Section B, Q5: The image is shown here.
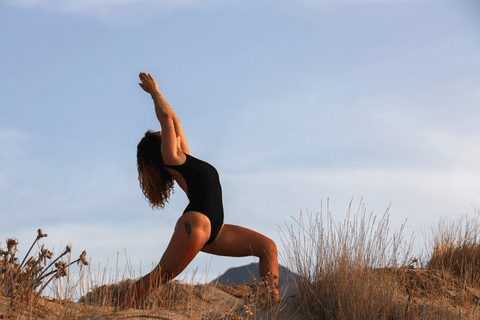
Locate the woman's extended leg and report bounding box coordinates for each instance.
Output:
[201,224,279,299]
[121,212,211,309]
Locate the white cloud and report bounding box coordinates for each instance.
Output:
[218,68,480,174]
[0,128,32,160]
[4,0,273,23]
[298,0,418,6]
[221,164,480,262]
[5,0,423,18]
[424,130,480,170]
[6,0,245,14]
[368,95,480,172]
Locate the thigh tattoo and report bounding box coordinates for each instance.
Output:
[184,222,192,237]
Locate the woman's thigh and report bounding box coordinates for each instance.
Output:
[158,211,211,277]
[201,224,275,258]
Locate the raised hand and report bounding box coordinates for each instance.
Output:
[138,72,160,95]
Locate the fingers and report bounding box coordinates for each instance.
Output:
[138,72,154,80]
[139,72,155,87]
[139,72,149,82]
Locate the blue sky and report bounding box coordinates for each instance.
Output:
[1,0,480,290]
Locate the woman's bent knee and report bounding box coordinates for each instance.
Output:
[259,237,277,260]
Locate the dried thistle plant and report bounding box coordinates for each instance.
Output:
[242,271,279,319]
[0,229,88,307]
[219,312,245,320]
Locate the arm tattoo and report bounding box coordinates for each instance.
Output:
[184,222,192,238]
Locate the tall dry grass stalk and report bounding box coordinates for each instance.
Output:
[425,213,480,285]
[280,199,413,320]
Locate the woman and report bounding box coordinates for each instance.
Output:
[121,72,279,309]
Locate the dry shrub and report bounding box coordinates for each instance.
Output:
[241,272,280,319]
[211,271,283,320]
[280,200,480,320]
[425,214,480,285]
[0,230,88,308]
[281,200,412,320]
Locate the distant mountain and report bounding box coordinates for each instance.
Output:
[209,263,299,297]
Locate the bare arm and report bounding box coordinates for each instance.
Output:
[151,92,190,155]
[171,112,190,155]
[139,72,190,161]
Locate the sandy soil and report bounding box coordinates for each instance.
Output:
[0,281,306,320]
[2,268,480,319]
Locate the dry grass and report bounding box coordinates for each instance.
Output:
[0,231,285,319]
[425,214,480,285]
[2,200,480,319]
[280,200,411,320]
[0,229,89,318]
[280,199,479,320]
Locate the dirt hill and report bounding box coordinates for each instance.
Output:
[1,266,480,319]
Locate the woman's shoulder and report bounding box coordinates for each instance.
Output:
[164,152,188,167]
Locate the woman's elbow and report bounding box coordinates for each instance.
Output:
[157,111,174,125]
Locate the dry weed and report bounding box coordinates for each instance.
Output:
[425,214,480,285]
[5,201,480,320]
[0,229,88,314]
[280,200,412,320]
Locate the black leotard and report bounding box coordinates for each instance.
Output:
[165,154,224,245]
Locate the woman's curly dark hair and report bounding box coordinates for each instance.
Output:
[137,130,174,209]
